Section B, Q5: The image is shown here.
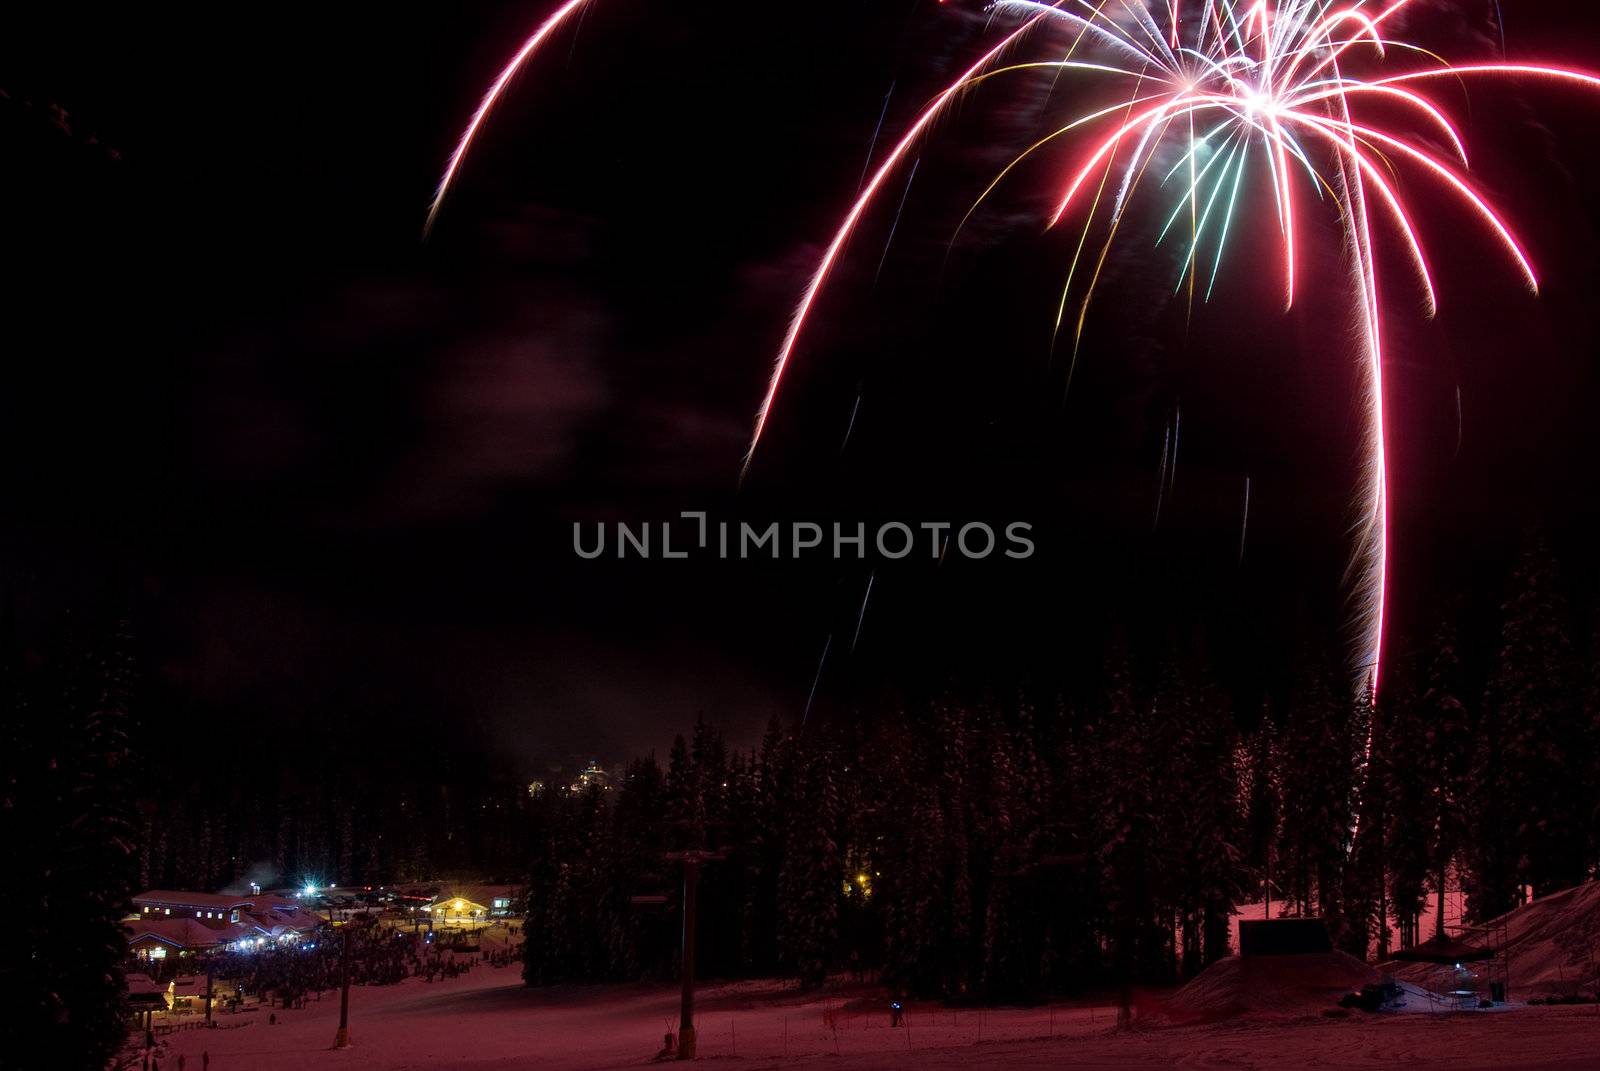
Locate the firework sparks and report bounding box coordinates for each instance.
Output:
[429,0,1600,698]
[841,390,864,454]
[425,0,593,237]
[1239,474,1252,565]
[859,81,899,194]
[874,157,923,285]
[802,634,833,726]
[852,572,877,654]
[740,0,1598,695]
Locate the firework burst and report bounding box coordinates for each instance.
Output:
[427,0,1600,699]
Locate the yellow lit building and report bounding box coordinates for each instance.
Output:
[426,884,520,924]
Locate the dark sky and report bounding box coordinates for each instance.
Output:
[3,1,1600,770]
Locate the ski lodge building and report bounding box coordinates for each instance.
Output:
[125,889,324,959]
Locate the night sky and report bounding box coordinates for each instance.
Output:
[4,1,1600,772]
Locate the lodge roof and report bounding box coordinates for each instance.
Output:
[432,884,518,911]
[125,918,246,949]
[134,890,259,910]
[125,896,324,951]
[125,972,164,998]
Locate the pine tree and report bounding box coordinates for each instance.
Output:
[1242,712,1283,916]
[933,701,975,993]
[1341,682,1381,960]
[664,733,698,851]
[777,740,840,988]
[1278,644,1355,928]
[1471,532,1581,916]
[1088,650,1168,1001]
[602,757,668,979]
[689,716,725,837]
[1382,659,1432,949]
[871,708,922,991]
[4,617,138,1068]
[889,775,948,994]
[1419,613,1474,938]
[1162,648,1244,972]
[975,703,1023,996]
[744,719,792,975]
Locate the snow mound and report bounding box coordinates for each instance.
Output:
[1162,952,1376,1022]
[1390,880,1600,1001]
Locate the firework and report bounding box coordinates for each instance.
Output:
[744,0,1598,696]
[428,1,1600,696]
[425,0,594,237]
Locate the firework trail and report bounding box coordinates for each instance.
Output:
[425,0,594,236]
[841,391,864,454]
[1168,403,1180,498]
[860,82,899,193]
[1154,422,1171,528]
[852,572,877,653]
[1454,383,1464,459]
[875,157,923,285]
[802,634,833,725]
[1239,475,1252,564]
[428,0,1600,701]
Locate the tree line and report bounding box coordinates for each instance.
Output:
[6,530,1599,1067]
[520,532,1600,996]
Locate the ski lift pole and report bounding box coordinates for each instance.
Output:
[679,855,700,1059]
[666,848,729,1060]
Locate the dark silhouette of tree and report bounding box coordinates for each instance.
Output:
[1470,532,1581,918]
[777,738,840,988]
[4,615,137,1069]
[1382,656,1431,949]
[1278,645,1354,923]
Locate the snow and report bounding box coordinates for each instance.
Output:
[144,887,1600,1069]
[150,959,1600,1070]
[1162,951,1375,1021]
[148,964,1114,1070]
[1388,881,1600,1001]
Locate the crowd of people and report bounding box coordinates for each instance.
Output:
[121,923,526,1068]
[128,922,525,1013]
